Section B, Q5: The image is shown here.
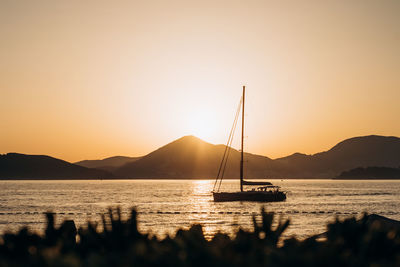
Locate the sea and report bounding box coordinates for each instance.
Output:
[1,179,399,240]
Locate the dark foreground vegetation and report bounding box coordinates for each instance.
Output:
[1,208,399,267]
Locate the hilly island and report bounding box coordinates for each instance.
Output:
[1,135,400,180]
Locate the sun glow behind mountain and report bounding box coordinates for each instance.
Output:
[187,109,221,143]
[1,0,399,162]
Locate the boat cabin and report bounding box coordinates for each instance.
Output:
[255,185,281,192]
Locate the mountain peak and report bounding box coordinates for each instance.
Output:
[114,134,272,179]
[160,135,212,150]
[173,135,205,143]
[330,135,400,152]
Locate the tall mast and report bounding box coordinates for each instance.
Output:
[240,86,245,192]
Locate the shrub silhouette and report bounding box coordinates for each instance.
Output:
[0,208,399,266]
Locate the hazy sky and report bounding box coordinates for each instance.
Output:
[1,0,399,162]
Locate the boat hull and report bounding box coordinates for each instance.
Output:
[213,191,286,202]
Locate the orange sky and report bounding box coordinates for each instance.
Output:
[1,0,399,162]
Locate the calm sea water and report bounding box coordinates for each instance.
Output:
[1,179,399,239]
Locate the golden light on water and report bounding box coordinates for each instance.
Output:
[189,180,213,211]
[188,180,226,238]
[192,180,212,195]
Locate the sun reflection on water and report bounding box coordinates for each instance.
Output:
[188,180,213,212]
[191,180,213,195]
[187,180,240,238]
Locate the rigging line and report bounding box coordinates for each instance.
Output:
[217,105,240,192]
[213,97,242,192]
[216,97,242,192]
[217,97,241,184]
[213,96,241,184]
[218,104,239,188]
[213,98,241,191]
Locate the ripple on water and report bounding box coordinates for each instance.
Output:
[0,179,399,238]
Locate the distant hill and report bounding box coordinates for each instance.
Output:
[114,135,275,179]
[75,156,141,171]
[0,153,112,179]
[336,166,400,179]
[273,135,400,178]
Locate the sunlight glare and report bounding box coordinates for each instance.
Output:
[187,109,219,142]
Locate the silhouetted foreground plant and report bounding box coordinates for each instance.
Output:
[0,207,399,266]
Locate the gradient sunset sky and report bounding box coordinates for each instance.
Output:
[1,0,399,162]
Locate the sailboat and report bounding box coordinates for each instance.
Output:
[212,86,287,202]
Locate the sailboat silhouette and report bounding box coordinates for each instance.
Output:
[212,86,287,202]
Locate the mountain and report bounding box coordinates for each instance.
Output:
[2,135,399,179]
[114,135,400,179]
[75,156,141,171]
[336,167,400,179]
[0,153,112,179]
[114,135,275,179]
[274,135,400,178]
